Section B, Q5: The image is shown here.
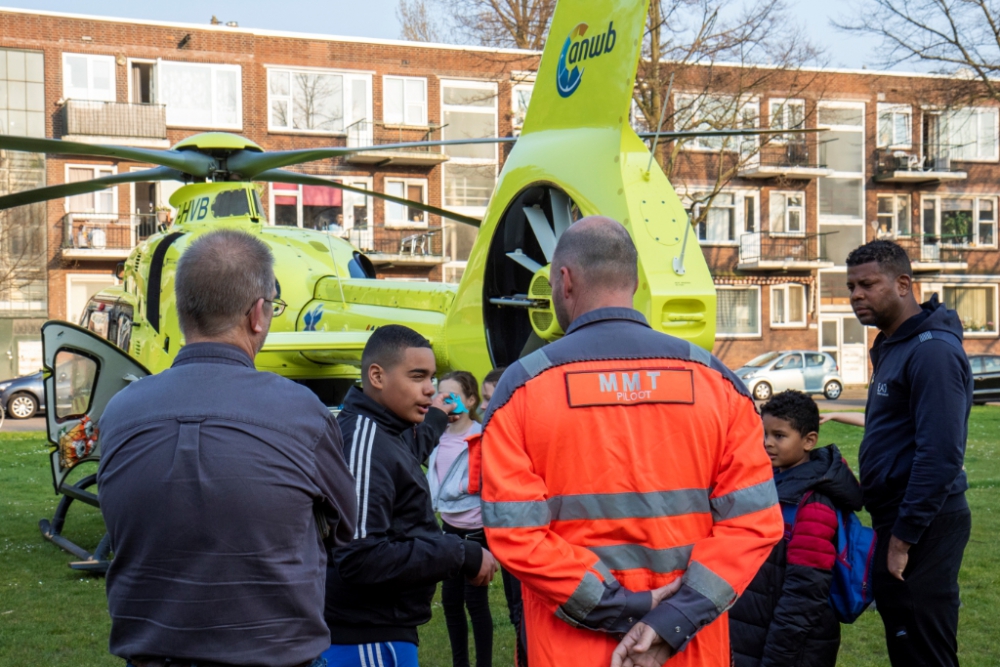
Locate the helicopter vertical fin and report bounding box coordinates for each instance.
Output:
[520,0,650,137]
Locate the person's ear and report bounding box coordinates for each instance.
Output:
[368,363,386,391]
[896,273,913,298]
[560,266,573,299]
[803,431,819,452]
[249,297,267,334]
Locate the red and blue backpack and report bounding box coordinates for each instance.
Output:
[781,491,877,623]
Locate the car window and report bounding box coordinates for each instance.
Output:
[970,357,983,373]
[745,351,781,367]
[986,356,1000,373]
[774,354,803,370]
[806,353,826,367]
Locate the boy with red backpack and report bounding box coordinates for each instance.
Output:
[729,390,865,667]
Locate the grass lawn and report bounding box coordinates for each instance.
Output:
[1,411,998,666]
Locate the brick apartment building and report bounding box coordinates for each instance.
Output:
[0,7,998,383]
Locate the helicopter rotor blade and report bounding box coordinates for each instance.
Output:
[229,137,518,178]
[253,169,481,227]
[637,127,826,140]
[0,134,216,177]
[549,189,572,239]
[506,249,543,274]
[523,206,557,263]
[0,166,185,210]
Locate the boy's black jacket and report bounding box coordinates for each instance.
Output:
[324,387,482,645]
[730,445,863,667]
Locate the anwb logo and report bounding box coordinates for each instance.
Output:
[877,383,889,397]
[556,21,617,98]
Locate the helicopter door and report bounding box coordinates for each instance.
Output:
[41,321,150,495]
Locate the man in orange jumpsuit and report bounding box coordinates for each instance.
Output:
[480,217,782,667]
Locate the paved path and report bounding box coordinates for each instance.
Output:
[2,416,46,432]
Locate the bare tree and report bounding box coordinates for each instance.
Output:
[397,0,441,43]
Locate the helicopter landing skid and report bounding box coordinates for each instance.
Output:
[38,473,112,574]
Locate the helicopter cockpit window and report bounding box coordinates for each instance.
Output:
[210,190,252,218]
[54,350,99,420]
[348,251,376,279]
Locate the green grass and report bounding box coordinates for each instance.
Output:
[1,412,998,667]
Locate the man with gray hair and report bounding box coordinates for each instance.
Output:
[97,229,357,667]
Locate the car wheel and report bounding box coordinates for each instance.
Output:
[7,392,37,419]
[753,382,772,401]
[824,381,843,401]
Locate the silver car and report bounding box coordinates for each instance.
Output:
[735,351,844,401]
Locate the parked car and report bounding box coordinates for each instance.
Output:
[734,351,844,401]
[0,371,45,419]
[970,354,1000,405]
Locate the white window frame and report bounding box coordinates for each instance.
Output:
[771,283,807,328]
[926,107,1000,163]
[511,81,534,134]
[441,79,498,217]
[156,60,242,130]
[769,191,806,236]
[877,104,913,149]
[687,189,758,246]
[675,93,759,152]
[921,194,998,248]
[62,53,115,102]
[383,75,428,127]
[268,178,372,230]
[876,193,912,238]
[64,163,117,217]
[716,285,762,338]
[266,66,372,135]
[769,98,805,143]
[66,273,118,325]
[384,178,429,228]
[125,57,157,104]
[924,282,999,336]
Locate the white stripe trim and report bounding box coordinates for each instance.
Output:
[358,644,368,667]
[366,643,377,667]
[359,421,377,538]
[375,644,386,667]
[387,643,398,667]
[351,417,370,539]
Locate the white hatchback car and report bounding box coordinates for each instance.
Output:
[734,350,844,401]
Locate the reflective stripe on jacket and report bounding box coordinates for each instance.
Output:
[480,307,783,667]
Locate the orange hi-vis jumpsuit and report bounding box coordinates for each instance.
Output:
[479,308,782,667]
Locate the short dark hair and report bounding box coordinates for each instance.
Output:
[551,217,638,290]
[845,240,912,278]
[760,390,820,436]
[483,366,507,386]
[361,325,432,384]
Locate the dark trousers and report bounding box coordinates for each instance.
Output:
[500,566,528,667]
[873,507,971,667]
[441,521,493,667]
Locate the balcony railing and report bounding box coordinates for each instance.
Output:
[738,231,829,267]
[339,226,445,264]
[874,146,967,182]
[60,100,167,140]
[887,233,969,267]
[62,213,160,259]
[739,141,830,179]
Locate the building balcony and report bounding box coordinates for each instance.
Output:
[343,120,450,167]
[888,234,969,272]
[59,100,168,148]
[340,226,447,266]
[738,142,832,179]
[62,213,161,261]
[737,232,834,271]
[873,146,967,184]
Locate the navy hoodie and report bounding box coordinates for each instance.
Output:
[859,294,972,544]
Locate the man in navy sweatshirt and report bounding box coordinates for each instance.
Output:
[845,240,972,667]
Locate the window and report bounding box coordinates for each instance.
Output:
[269,180,371,232]
[442,80,497,211]
[922,196,997,246]
[774,354,803,370]
[928,108,999,162]
[2,49,45,137]
[769,98,804,141]
[818,101,865,266]
[269,68,370,134]
[691,191,757,244]
[384,76,427,126]
[877,194,911,237]
[771,284,806,327]
[512,82,533,132]
[676,94,759,151]
[385,179,428,227]
[769,192,805,234]
[158,61,241,129]
[66,165,115,215]
[877,104,912,148]
[941,285,997,334]
[63,53,115,102]
[716,286,760,337]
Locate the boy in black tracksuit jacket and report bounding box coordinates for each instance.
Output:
[730,391,863,667]
[324,326,494,664]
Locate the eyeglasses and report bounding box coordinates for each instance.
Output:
[245,297,288,317]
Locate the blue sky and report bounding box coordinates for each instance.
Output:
[11,0,882,70]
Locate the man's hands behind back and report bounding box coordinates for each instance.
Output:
[611,577,683,667]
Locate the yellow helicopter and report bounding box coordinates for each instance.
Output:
[0,0,811,569]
